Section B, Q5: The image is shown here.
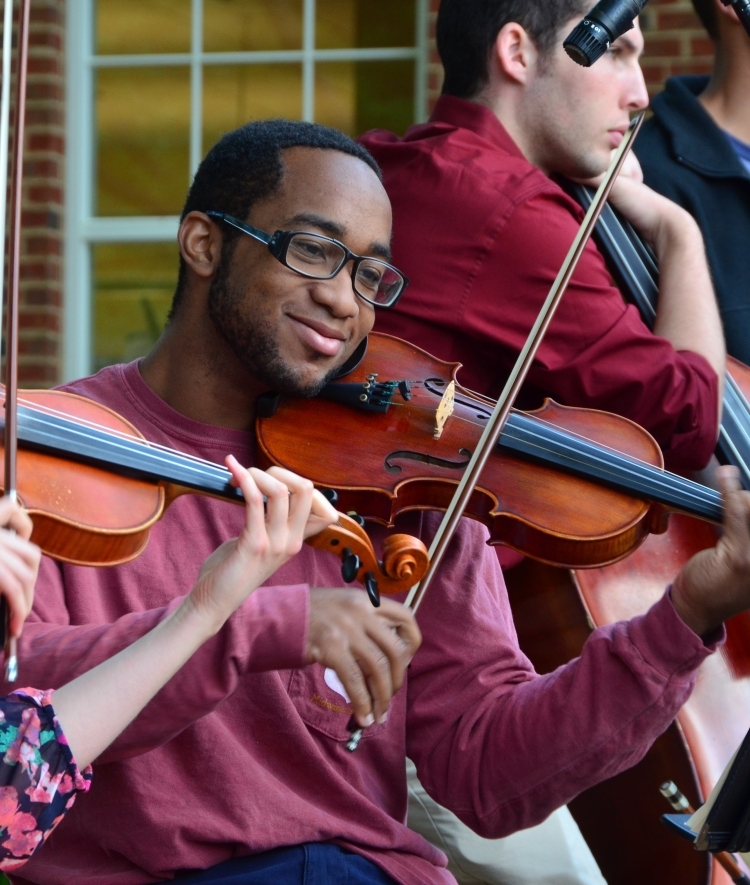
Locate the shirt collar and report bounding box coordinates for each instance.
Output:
[429,94,526,160]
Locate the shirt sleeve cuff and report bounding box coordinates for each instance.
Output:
[235,583,310,673]
[626,587,724,681]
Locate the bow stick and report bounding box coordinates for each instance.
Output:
[405,112,645,614]
[1,0,32,682]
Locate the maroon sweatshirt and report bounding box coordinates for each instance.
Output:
[12,361,716,885]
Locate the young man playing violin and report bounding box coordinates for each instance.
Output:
[8,119,750,885]
[360,0,726,881]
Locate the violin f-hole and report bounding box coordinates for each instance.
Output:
[384,448,472,475]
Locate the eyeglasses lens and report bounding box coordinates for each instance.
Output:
[286,232,403,306]
[354,260,403,305]
[287,234,345,276]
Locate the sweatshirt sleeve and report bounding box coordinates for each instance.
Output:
[406,517,718,838]
[4,557,309,764]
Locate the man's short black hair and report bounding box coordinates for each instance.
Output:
[691,0,719,39]
[170,118,381,317]
[437,0,589,99]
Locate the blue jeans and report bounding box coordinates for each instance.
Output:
[174,843,398,884]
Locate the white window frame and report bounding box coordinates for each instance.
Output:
[64,0,429,381]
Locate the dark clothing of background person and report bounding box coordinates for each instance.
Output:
[636,75,750,365]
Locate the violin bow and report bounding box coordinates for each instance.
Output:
[1,0,32,682]
[405,112,645,614]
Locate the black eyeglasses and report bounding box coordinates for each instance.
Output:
[206,211,408,308]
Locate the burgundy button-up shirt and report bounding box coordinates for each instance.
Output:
[362,95,719,473]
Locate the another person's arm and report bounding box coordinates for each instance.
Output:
[51,457,335,768]
[0,459,336,870]
[606,167,726,415]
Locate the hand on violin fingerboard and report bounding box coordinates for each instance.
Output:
[672,466,750,637]
[183,458,337,636]
[306,589,422,727]
[0,497,40,638]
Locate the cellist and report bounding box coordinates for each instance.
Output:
[359,0,725,880]
[10,117,750,885]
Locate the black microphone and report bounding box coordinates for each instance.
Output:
[563,0,649,67]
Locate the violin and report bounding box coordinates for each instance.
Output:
[256,331,723,569]
[0,386,429,599]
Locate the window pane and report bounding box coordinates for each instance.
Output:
[204,0,303,52]
[96,67,190,216]
[95,0,191,55]
[93,243,178,371]
[316,60,415,137]
[203,64,303,153]
[316,0,416,50]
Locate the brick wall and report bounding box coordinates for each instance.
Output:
[3,0,64,387]
[641,0,714,93]
[425,0,715,109]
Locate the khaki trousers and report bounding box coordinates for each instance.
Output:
[406,759,607,885]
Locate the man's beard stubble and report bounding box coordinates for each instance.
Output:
[207,258,338,399]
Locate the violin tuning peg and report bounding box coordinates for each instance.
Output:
[341,547,361,583]
[320,487,338,505]
[347,512,366,528]
[365,572,381,608]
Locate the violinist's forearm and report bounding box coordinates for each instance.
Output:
[52,601,214,769]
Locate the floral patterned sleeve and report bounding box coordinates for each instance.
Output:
[0,688,92,872]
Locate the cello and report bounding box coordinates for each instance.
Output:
[524,180,750,885]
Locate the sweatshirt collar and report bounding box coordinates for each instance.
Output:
[428,94,526,160]
[651,75,748,179]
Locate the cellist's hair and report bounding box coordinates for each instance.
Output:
[690,0,719,39]
[169,119,381,318]
[437,0,589,99]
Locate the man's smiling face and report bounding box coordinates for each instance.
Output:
[207,146,392,397]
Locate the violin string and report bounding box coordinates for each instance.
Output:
[13,396,235,474]
[7,388,722,515]
[438,408,722,513]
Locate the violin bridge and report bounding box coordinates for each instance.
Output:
[434,381,455,440]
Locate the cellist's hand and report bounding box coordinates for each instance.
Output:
[183,457,337,636]
[672,466,750,636]
[0,496,40,638]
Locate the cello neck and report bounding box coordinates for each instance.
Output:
[563,180,750,491]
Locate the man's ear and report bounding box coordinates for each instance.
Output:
[715,0,740,26]
[178,211,223,280]
[491,22,539,86]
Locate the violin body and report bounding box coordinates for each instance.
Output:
[1,388,164,565]
[257,333,671,569]
[0,387,428,595]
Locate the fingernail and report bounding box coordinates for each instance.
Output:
[363,714,375,727]
[378,711,389,725]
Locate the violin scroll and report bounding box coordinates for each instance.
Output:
[381,533,430,585]
[306,512,429,605]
